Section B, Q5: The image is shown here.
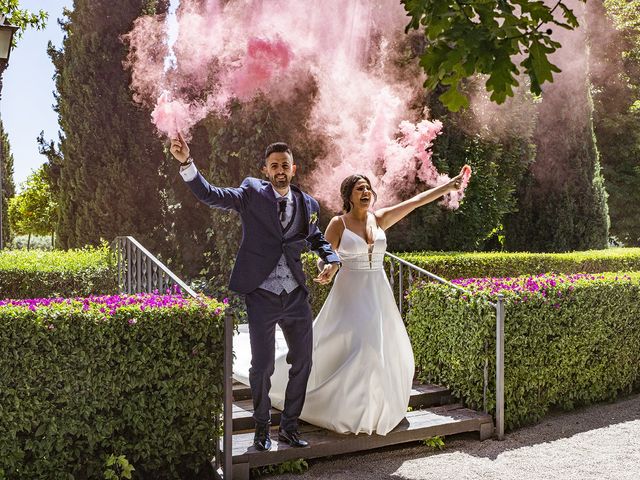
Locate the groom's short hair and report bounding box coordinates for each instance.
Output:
[264,142,293,165]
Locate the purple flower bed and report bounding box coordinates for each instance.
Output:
[0,285,230,314]
[451,272,635,297]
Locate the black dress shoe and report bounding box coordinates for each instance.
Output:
[278,428,309,448]
[253,423,272,451]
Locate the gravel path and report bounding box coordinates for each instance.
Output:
[274,392,640,480]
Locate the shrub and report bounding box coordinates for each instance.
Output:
[303,248,640,315]
[0,291,226,479]
[399,248,640,279]
[0,244,117,299]
[406,272,640,429]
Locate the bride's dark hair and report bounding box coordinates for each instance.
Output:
[340,174,377,213]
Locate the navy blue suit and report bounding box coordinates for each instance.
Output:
[185,172,339,430]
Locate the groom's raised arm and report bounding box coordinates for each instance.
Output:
[180,163,249,213]
[171,134,249,213]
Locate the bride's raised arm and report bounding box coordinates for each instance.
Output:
[374,168,465,231]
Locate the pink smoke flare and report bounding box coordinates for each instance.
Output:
[124,0,471,210]
[228,36,294,100]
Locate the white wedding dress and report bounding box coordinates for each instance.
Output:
[233,222,415,435]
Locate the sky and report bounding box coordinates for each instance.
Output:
[1,0,70,187]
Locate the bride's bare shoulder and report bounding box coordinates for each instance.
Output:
[327,215,346,231]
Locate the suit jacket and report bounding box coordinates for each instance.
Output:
[185,173,340,294]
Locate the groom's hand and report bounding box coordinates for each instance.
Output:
[170,132,190,164]
[313,263,340,285]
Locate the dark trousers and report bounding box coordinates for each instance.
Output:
[244,286,313,431]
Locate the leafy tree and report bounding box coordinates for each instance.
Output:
[0,0,47,40]
[8,165,57,249]
[1,2,47,249]
[0,120,15,248]
[402,0,586,111]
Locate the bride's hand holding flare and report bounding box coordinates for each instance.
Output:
[375,163,473,230]
[170,132,190,164]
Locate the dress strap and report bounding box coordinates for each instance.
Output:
[369,212,380,230]
[340,215,347,228]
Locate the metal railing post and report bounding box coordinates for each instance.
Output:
[496,294,505,440]
[126,239,132,294]
[399,263,403,317]
[384,252,503,439]
[223,310,233,477]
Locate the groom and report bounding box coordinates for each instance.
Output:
[170,134,340,451]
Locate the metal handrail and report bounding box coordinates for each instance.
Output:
[113,236,197,297]
[113,236,233,476]
[384,252,505,440]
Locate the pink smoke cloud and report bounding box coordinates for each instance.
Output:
[123,0,470,210]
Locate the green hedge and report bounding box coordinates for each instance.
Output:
[0,246,117,299]
[303,248,640,315]
[406,272,640,429]
[399,248,640,279]
[0,294,225,479]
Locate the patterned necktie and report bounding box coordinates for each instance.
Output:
[278,199,287,225]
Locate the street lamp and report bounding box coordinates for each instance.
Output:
[0,16,19,250]
[0,17,19,62]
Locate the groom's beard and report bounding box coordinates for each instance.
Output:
[270,175,290,189]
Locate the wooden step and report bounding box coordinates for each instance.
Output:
[229,403,494,475]
[232,381,452,431]
[233,382,252,401]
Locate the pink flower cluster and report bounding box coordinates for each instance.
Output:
[451,272,633,298]
[0,285,209,316]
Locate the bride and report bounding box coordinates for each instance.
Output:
[234,169,465,435]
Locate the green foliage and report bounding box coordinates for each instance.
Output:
[0,0,47,42]
[422,436,445,450]
[252,459,309,477]
[406,273,640,429]
[0,297,225,479]
[8,165,57,243]
[503,20,610,252]
[0,120,15,249]
[303,247,640,315]
[398,248,640,279]
[386,96,536,252]
[401,0,585,111]
[48,0,168,252]
[590,0,640,245]
[0,244,117,299]
[104,454,135,480]
[10,234,53,250]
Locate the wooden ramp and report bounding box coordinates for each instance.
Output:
[227,382,494,478]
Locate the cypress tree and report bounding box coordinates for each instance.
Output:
[49,0,169,250]
[503,11,610,252]
[0,120,16,248]
[589,0,640,246]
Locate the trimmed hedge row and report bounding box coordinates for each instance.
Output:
[0,246,117,299]
[0,293,225,480]
[399,247,640,279]
[406,272,640,429]
[303,248,640,315]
